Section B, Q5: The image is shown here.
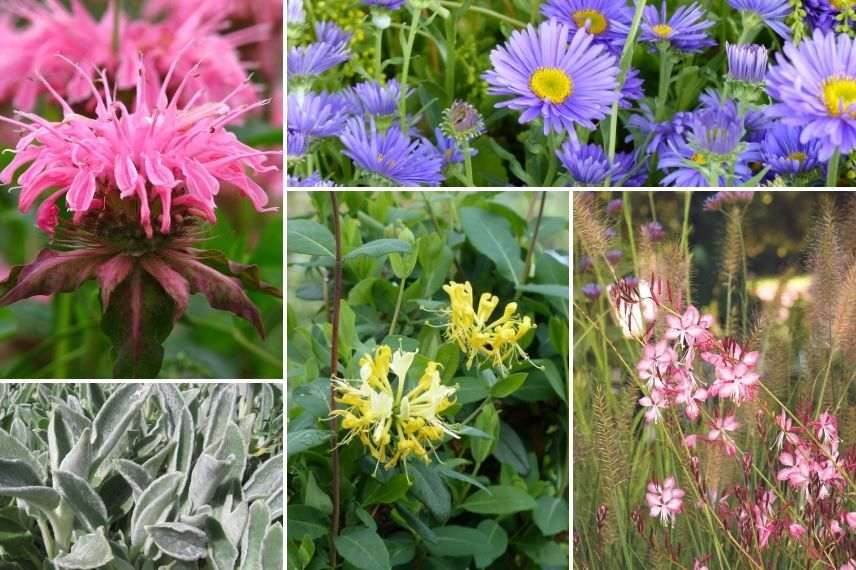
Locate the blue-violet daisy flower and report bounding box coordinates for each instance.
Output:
[540,0,634,53]
[726,43,768,83]
[726,0,792,39]
[760,123,824,175]
[640,1,717,53]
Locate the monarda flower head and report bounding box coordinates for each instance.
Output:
[331,345,459,474]
[441,281,537,375]
[0,55,280,378]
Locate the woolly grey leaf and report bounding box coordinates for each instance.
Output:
[146,523,208,562]
[130,472,183,551]
[53,470,108,531]
[53,527,113,569]
[0,427,46,483]
[240,501,270,570]
[91,384,150,470]
[243,453,282,503]
[59,427,92,480]
[188,454,232,510]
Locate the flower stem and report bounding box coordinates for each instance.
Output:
[826,147,841,187]
[655,44,674,122]
[328,191,343,569]
[463,140,475,186]
[543,133,560,186]
[520,191,547,287]
[374,26,384,81]
[388,275,407,336]
[680,190,692,304]
[439,1,527,27]
[398,8,421,125]
[54,294,72,379]
[112,0,123,57]
[606,0,647,177]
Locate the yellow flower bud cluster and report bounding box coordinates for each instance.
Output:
[331,345,459,473]
[442,281,536,375]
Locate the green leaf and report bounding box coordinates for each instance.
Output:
[490,372,528,398]
[534,359,567,404]
[0,485,61,512]
[515,284,570,299]
[287,430,330,457]
[363,474,409,506]
[533,497,570,536]
[287,220,335,257]
[286,505,328,540]
[408,462,450,522]
[393,504,437,545]
[470,404,499,463]
[461,485,536,515]
[305,472,333,515]
[338,300,357,360]
[53,471,108,531]
[334,527,391,570]
[344,239,411,261]
[147,523,208,561]
[53,528,113,569]
[424,526,494,558]
[385,533,415,567]
[460,207,523,285]
[436,465,489,493]
[492,422,530,475]
[474,520,508,568]
[433,343,459,382]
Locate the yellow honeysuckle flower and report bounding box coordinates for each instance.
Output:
[441,281,537,375]
[331,345,459,474]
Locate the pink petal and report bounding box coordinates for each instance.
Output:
[66,169,96,212]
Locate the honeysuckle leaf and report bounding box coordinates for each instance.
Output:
[146,523,208,562]
[287,219,335,257]
[459,207,524,286]
[460,485,537,515]
[0,248,113,306]
[53,527,113,569]
[425,526,496,558]
[533,496,570,536]
[102,267,176,378]
[473,520,508,568]
[334,527,390,570]
[344,238,412,261]
[408,462,451,522]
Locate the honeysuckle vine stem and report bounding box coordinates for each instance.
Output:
[328,191,343,569]
[438,1,526,27]
[605,0,647,178]
[826,148,841,187]
[388,276,407,336]
[398,8,422,125]
[519,191,547,289]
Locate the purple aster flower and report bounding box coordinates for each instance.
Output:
[760,123,824,175]
[578,255,594,272]
[767,30,856,160]
[361,0,407,9]
[433,127,476,165]
[314,21,352,50]
[619,67,645,109]
[557,141,643,186]
[287,173,336,187]
[606,199,623,216]
[287,131,309,159]
[582,283,603,300]
[539,0,634,53]
[483,21,619,136]
[804,0,839,32]
[703,191,755,211]
[606,249,623,265]
[640,1,716,53]
[628,104,695,155]
[287,92,349,139]
[604,227,617,240]
[726,43,768,83]
[727,0,791,39]
[346,79,406,117]
[641,221,666,242]
[287,41,350,78]
[340,119,445,186]
[287,0,305,25]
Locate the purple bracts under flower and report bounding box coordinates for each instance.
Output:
[483,21,619,136]
[727,0,792,38]
[767,31,856,160]
[703,191,755,211]
[607,199,623,216]
[582,283,603,300]
[641,221,667,242]
[340,119,445,186]
[578,256,595,272]
[639,1,716,53]
[727,43,768,83]
[606,249,623,265]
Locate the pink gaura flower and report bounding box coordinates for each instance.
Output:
[708,415,740,456]
[815,411,838,445]
[774,409,800,450]
[0,1,262,111]
[637,340,676,390]
[788,522,805,539]
[713,363,759,403]
[846,512,856,530]
[646,476,685,526]
[777,449,812,490]
[639,389,669,424]
[841,560,856,570]
[665,305,713,347]
[0,55,277,237]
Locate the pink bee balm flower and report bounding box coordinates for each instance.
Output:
[708,414,740,456]
[646,476,685,526]
[665,305,713,347]
[0,56,277,237]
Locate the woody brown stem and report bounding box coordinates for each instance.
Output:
[328,191,343,567]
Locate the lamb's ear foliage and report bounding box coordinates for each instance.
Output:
[0,383,283,568]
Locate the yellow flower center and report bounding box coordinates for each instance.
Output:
[529,67,573,104]
[572,9,609,35]
[823,76,856,118]
[652,23,673,38]
[691,152,706,164]
[787,151,807,162]
[830,0,853,9]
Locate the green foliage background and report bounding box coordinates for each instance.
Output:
[286,191,570,569]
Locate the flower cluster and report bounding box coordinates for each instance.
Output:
[331,345,459,472]
[646,476,686,526]
[441,281,536,375]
